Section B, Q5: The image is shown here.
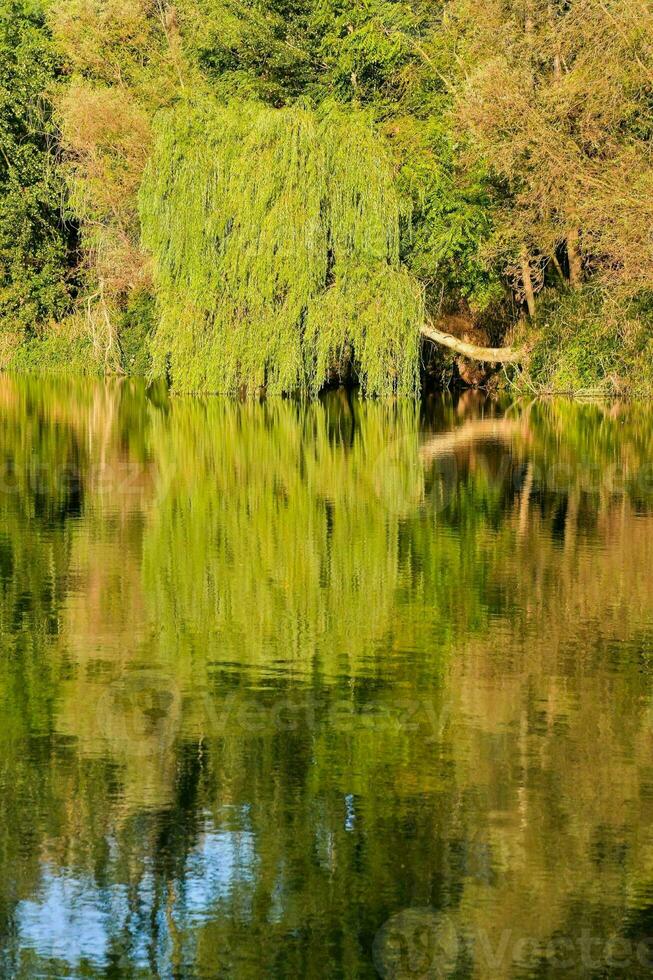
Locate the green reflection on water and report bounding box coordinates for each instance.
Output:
[0,377,653,978]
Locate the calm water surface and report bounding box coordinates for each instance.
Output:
[1,377,653,978]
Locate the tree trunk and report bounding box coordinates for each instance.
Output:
[567,227,583,289]
[553,50,562,80]
[525,0,534,44]
[549,0,562,80]
[551,252,565,282]
[420,323,524,364]
[520,247,537,318]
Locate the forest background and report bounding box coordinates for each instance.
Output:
[2,0,653,396]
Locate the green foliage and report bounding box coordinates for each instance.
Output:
[179,0,435,104]
[178,0,499,312]
[0,0,73,333]
[520,288,653,396]
[4,0,501,388]
[118,288,155,376]
[140,97,423,396]
[391,115,503,311]
[309,0,434,101]
[7,319,101,375]
[2,0,652,394]
[177,0,317,102]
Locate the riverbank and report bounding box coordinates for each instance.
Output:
[4,286,653,399]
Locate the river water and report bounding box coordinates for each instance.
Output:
[0,376,652,978]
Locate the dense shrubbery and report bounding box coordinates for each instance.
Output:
[2,0,653,394]
[520,288,653,397]
[0,0,75,336]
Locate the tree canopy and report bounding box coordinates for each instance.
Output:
[1,0,653,394]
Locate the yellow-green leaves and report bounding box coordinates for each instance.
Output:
[140,97,423,396]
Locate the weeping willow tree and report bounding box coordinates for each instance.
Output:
[139,97,424,396]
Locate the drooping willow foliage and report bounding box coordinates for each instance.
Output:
[140,98,423,396]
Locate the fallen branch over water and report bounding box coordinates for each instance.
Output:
[420,322,524,363]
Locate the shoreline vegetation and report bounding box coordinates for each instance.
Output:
[2,1,653,397]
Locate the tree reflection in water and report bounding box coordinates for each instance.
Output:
[0,378,652,977]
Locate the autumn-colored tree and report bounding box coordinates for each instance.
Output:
[47,0,184,363]
[445,0,653,314]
